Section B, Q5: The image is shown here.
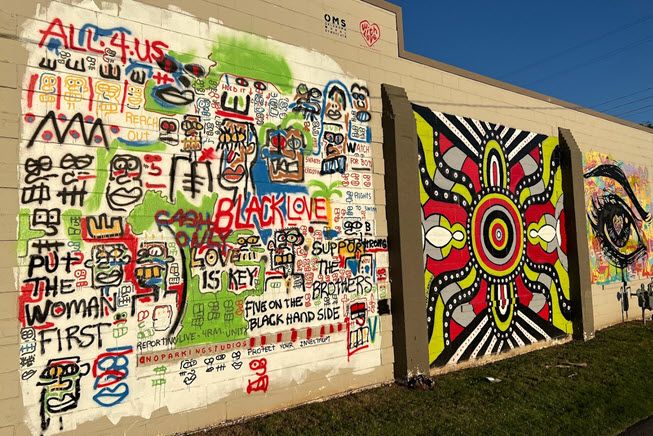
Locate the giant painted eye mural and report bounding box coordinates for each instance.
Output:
[413,105,573,367]
[583,151,653,316]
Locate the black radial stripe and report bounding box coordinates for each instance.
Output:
[501,127,516,144]
[515,311,548,341]
[475,329,496,356]
[504,130,530,152]
[463,117,487,143]
[447,114,484,152]
[512,318,536,345]
[412,103,482,161]
[509,133,549,163]
[494,338,507,354]
[432,312,485,366]
[458,321,493,362]
[520,305,568,339]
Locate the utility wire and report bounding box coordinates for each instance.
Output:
[591,86,653,109]
[524,33,653,86]
[602,93,653,113]
[498,15,653,80]
[616,102,653,117]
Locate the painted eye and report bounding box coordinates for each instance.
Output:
[149,246,163,257]
[253,81,267,91]
[235,77,249,87]
[588,193,646,268]
[287,138,302,150]
[184,64,205,78]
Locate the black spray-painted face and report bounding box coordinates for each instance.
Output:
[107,154,143,211]
[585,164,651,269]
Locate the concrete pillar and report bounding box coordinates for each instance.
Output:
[381,84,430,379]
[559,128,595,340]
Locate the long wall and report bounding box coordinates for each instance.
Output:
[1,0,652,434]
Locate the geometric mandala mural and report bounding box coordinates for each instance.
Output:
[412,104,573,367]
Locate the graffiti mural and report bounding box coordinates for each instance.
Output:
[583,151,653,318]
[412,105,572,367]
[18,1,387,433]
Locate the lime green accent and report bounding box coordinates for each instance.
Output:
[414,112,436,207]
[554,259,571,302]
[458,265,477,290]
[452,183,473,205]
[550,166,563,206]
[206,35,293,94]
[168,50,197,65]
[523,263,539,282]
[519,187,531,205]
[549,280,573,334]
[429,294,445,364]
[17,209,45,257]
[490,283,515,332]
[482,140,507,189]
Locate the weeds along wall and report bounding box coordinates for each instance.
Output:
[1,0,652,434]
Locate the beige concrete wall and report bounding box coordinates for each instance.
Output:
[1,0,652,434]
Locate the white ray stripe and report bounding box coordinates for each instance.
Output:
[437,112,480,157]
[472,118,486,137]
[506,337,515,349]
[447,316,488,365]
[508,132,537,161]
[497,339,505,352]
[518,311,550,339]
[499,125,509,138]
[504,128,521,149]
[512,331,525,347]
[483,121,493,132]
[457,116,482,145]
[470,327,493,360]
[516,322,537,344]
[486,336,498,354]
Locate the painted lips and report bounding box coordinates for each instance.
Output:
[222,165,245,182]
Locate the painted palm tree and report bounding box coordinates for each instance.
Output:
[308,180,343,228]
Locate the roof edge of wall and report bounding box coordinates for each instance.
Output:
[362,0,653,136]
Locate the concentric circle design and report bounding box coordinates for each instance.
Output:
[471,192,524,280]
